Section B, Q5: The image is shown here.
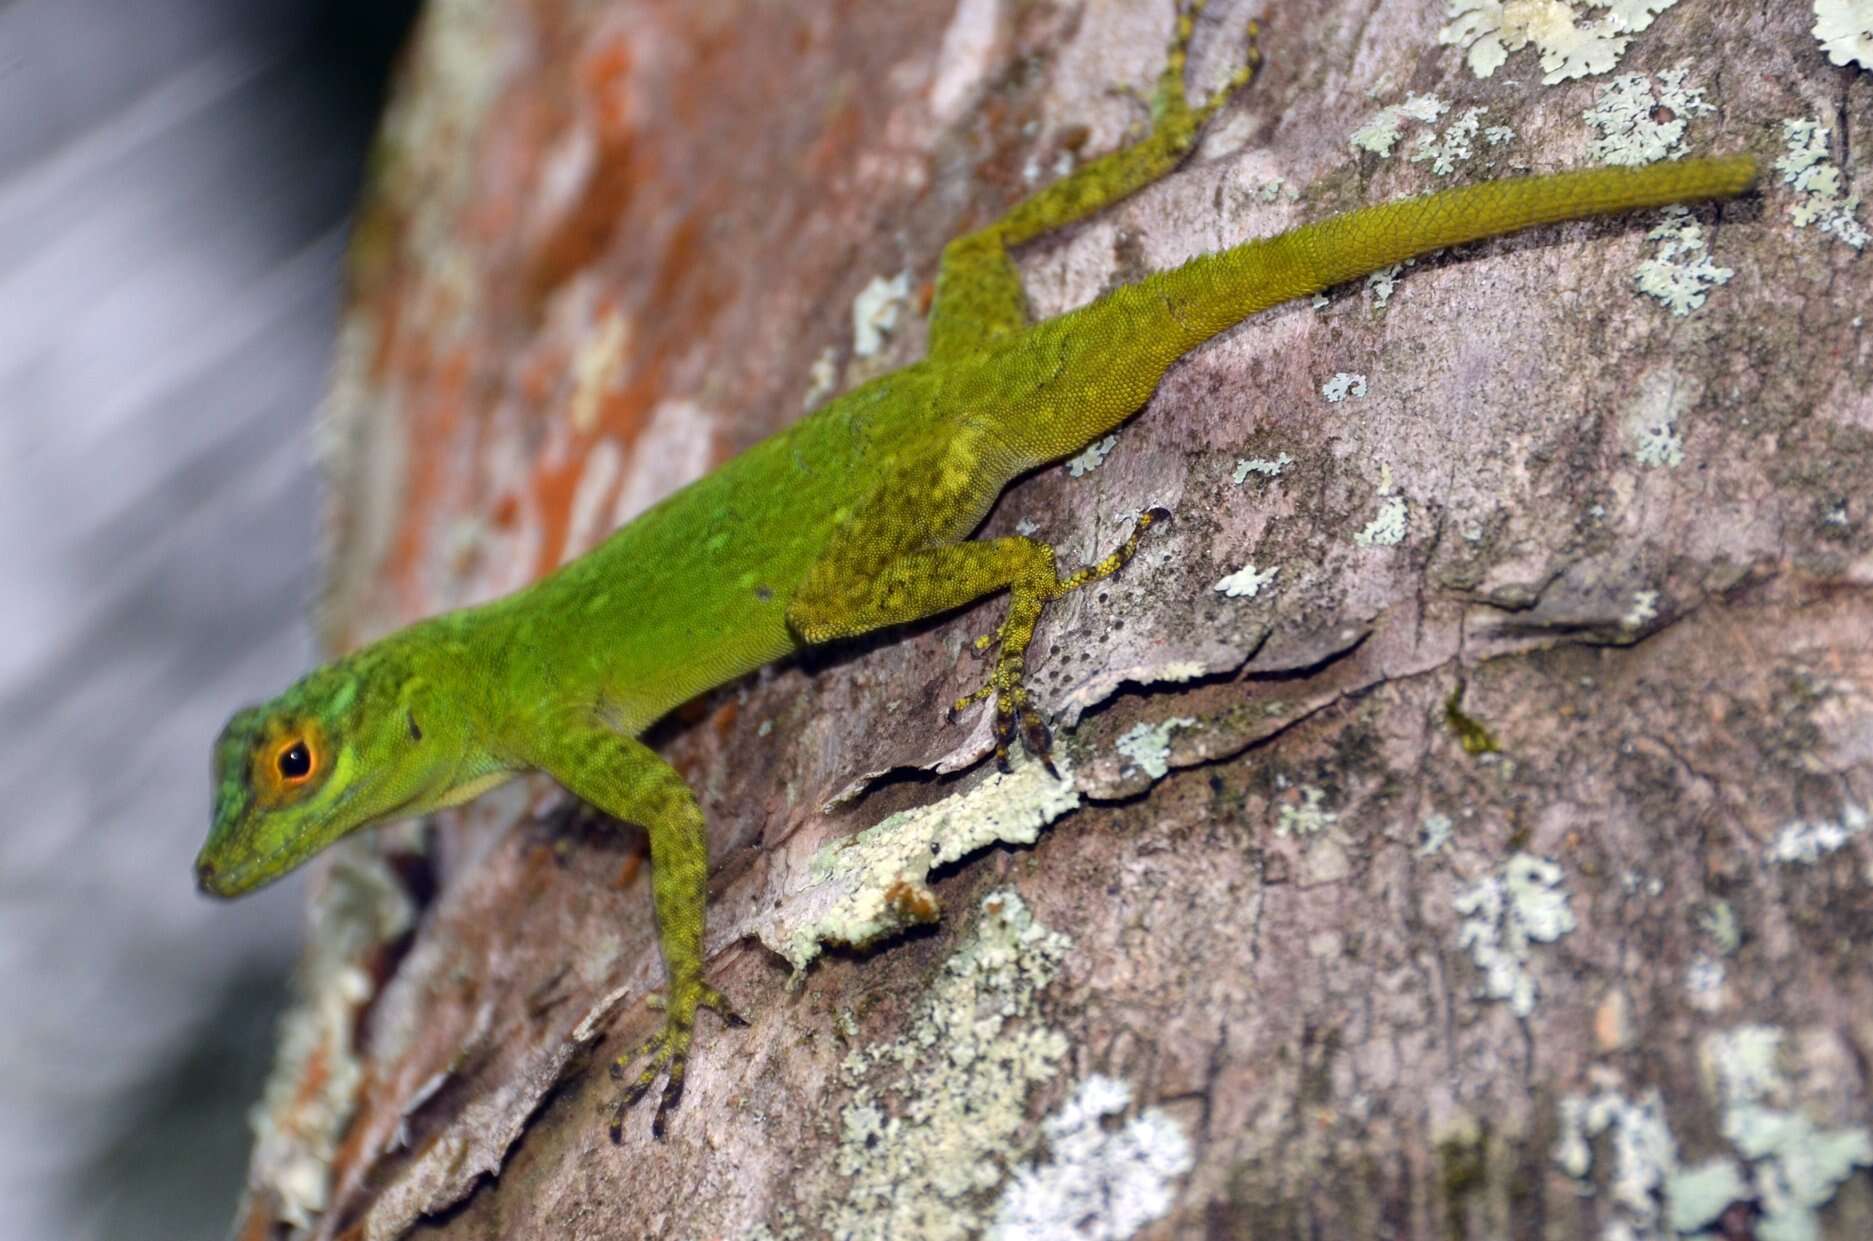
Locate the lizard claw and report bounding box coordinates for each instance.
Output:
[986,683,1057,774]
[607,981,741,1142]
[1019,706,1056,774]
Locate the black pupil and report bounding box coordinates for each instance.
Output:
[278,742,311,779]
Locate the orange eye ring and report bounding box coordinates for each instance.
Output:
[251,718,327,803]
[273,738,316,785]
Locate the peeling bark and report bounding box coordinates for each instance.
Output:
[233,1,1873,1238]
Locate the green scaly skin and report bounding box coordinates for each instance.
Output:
[197,5,1757,1140]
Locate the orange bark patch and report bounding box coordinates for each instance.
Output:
[526,127,643,314]
[525,33,647,314]
[806,97,865,178]
[583,33,637,137]
[613,852,643,890]
[230,1202,276,1241]
[386,346,472,611]
[528,445,589,578]
[885,879,940,926]
[326,1065,382,1184]
[517,341,566,405]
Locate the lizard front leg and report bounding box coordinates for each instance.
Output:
[527,724,744,1139]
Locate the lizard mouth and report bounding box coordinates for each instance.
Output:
[196,766,409,896]
[195,831,317,897]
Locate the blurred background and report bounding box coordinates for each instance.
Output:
[0,1,419,1237]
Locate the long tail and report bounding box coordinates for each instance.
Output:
[1158,154,1758,351]
[993,156,1756,467]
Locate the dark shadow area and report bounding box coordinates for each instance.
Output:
[0,2,419,1238]
[61,967,292,1241]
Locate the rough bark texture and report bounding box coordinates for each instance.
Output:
[232,1,1873,1238]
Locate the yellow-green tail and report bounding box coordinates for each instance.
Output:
[991,156,1755,470]
[1164,154,1758,349]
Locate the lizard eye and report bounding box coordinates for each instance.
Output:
[275,740,314,783]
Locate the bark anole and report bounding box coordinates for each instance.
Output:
[195,6,1756,1139]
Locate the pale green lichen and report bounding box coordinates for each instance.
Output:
[1697,899,1741,955]
[1683,955,1725,1003]
[1620,868,1664,898]
[1214,562,1279,598]
[1775,118,1870,251]
[1366,261,1412,310]
[1245,177,1295,204]
[1455,852,1575,1017]
[1020,143,1080,185]
[1417,812,1455,857]
[1667,1159,1752,1234]
[1349,93,1448,157]
[1232,453,1293,483]
[1624,369,1692,467]
[1321,371,1368,402]
[746,1214,809,1241]
[1275,785,1339,837]
[829,891,1073,1241]
[1813,0,1873,69]
[1354,495,1408,547]
[1550,1025,1873,1240]
[1553,1087,1682,1238]
[1552,1083,1755,1239]
[987,1075,1194,1240]
[1583,65,1713,166]
[1406,106,1486,176]
[1632,420,1683,467]
[851,271,911,357]
[802,344,840,410]
[1765,801,1868,864]
[1634,206,1734,317]
[1622,589,1660,629]
[1439,0,1682,83]
[1114,717,1195,781]
[1066,433,1119,477]
[1702,1025,1873,1241]
[763,755,1079,972]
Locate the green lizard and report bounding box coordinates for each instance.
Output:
[196,6,1757,1140]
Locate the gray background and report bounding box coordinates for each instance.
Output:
[0,2,416,1237]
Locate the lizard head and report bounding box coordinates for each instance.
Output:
[196,642,465,897]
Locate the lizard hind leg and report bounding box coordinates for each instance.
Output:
[1154,0,1262,136]
[924,4,1261,361]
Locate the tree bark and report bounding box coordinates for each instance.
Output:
[232,1,1873,1238]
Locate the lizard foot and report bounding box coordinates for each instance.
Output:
[608,980,746,1141]
[953,663,1056,775]
[1111,2,1261,145]
[951,508,1170,772]
[1163,1,1262,129]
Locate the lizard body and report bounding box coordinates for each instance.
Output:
[196,8,1756,1138]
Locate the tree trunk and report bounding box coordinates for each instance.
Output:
[231,1,1873,1238]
